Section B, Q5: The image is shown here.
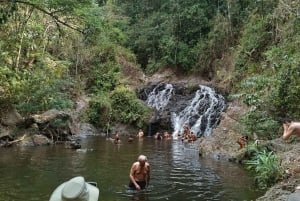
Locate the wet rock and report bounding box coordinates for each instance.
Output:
[65,139,81,149]
[31,109,70,124]
[0,105,23,127]
[80,123,100,136]
[288,191,300,201]
[32,135,51,146]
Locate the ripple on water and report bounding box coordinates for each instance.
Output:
[0,136,263,201]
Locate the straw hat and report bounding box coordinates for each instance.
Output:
[49,176,99,201]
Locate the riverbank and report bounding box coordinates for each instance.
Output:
[198,99,300,201]
[146,69,300,200]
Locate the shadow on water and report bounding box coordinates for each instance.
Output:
[0,136,264,201]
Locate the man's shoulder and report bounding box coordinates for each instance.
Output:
[291,122,300,128]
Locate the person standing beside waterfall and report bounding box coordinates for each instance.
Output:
[129,155,150,190]
[183,124,191,140]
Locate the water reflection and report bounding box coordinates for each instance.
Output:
[0,136,263,201]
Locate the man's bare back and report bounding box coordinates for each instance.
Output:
[282,119,300,140]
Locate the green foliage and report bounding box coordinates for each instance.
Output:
[196,11,236,76]
[1,0,299,142]
[118,0,223,72]
[244,149,282,189]
[239,75,274,107]
[0,48,74,114]
[82,5,127,45]
[114,0,278,74]
[232,1,300,140]
[0,2,17,24]
[110,86,151,128]
[0,66,21,102]
[87,92,112,128]
[88,61,123,93]
[50,118,69,129]
[234,74,279,139]
[264,34,300,119]
[239,109,279,139]
[235,14,273,74]
[271,62,300,118]
[16,77,74,115]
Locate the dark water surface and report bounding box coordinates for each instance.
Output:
[0,136,263,201]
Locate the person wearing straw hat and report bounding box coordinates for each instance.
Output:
[128,155,150,190]
[49,176,99,201]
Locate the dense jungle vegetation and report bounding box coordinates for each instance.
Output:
[0,0,300,140]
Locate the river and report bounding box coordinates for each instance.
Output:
[0,135,263,201]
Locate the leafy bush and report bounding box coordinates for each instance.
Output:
[110,86,151,128]
[0,66,22,102]
[235,14,272,74]
[87,92,112,128]
[244,149,282,189]
[239,109,279,139]
[13,56,74,114]
[265,43,300,119]
[88,61,123,94]
[234,75,280,139]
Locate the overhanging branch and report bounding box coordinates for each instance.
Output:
[0,0,85,33]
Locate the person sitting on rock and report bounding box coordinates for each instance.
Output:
[282,118,300,141]
[237,135,248,149]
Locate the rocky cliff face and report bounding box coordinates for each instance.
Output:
[198,99,249,161]
[136,83,226,137]
[136,83,198,133]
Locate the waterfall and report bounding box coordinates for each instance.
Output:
[144,83,225,138]
[146,83,174,111]
[171,85,225,137]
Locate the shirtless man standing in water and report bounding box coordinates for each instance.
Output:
[129,155,150,190]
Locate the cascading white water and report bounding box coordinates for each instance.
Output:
[145,84,225,138]
[171,85,225,138]
[146,83,174,111]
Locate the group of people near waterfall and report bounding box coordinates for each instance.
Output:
[50,117,300,200]
[110,129,144,144]
[177,124,197,143]
[154,131,172,140]
[153,124,198,143]
[125,119,300,193]
[112,124,198,144]
[50,124,200,200]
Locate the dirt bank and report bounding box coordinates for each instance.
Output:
[198,96,300,201]
[146,69,300,200]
